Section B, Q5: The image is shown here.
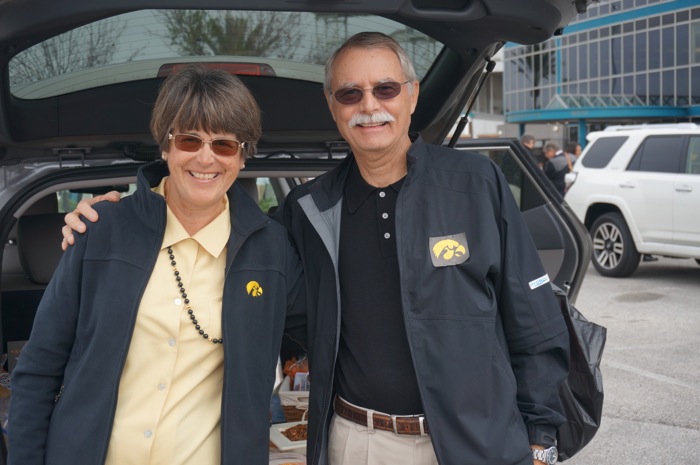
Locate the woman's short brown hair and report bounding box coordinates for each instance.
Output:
[150,64,262,158]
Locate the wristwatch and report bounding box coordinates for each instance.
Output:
[531,446,558,464]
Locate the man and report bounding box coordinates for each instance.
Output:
[520,133,542,168]
[63,33,569,465]
[542,142,570,196]
[521,133,536,152]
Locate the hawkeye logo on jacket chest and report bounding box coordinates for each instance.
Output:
[429,233,470,267]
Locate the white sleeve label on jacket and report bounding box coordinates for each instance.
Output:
[528,274,550,290]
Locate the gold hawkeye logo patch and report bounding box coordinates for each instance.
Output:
[429,233,469,267]
[246,281,263,297]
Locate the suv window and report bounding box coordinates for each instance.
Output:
[464,146,544,210]
[627,135,684,173]
[54,181,284,214]
[687,136,700,174]
[55,187,136,213]
[580,136,627,168]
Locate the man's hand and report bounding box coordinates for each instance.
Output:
[61,191,121,250]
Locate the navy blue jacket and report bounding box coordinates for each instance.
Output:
[279,137,569,465]
[9,161,305,465]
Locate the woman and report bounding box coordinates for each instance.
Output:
[8,65,305,465]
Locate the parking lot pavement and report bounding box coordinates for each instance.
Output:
[564,257,700,465]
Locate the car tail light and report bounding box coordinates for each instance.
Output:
[157,62,277,77]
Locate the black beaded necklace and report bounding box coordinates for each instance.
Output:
[167,245,223,344]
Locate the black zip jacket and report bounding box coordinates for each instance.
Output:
[279,137,569,465]
[9,161,306,465]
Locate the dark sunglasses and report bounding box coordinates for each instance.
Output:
[168,133,245,156]
[330,80,410,105]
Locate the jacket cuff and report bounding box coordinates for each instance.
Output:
[527,424,558,447]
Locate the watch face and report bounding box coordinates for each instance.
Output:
[546,447,558,464]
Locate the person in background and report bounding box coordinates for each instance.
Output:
[521,133,536,152]
[542,142,569,196]
[11,65,305,465]
[565,141,582,160]
[521,133,544,168]
[61,34,569,465]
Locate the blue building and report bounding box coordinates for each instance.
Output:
[503,0,700,146]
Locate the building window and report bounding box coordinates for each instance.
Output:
[623,35,634,73]
[677,67,689,106]
[692,67,700,104]
[649,29,661,69]
[635,32,647,72]
[590,41,599,78]
[662,70,674,105]
[636,74,647,103]
[693,22,700,63]
[601,40,610,75]
[649,71,661,105]
[677,24,690,66]
[662,27,674,67]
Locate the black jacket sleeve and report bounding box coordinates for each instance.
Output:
[491,162,570,446]
[8,232,86,464]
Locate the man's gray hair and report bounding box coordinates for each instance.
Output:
[543,142,560,153]
[324,32,417,95]
[521,133,536,145]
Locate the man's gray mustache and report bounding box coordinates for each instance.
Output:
[348,112,395,128]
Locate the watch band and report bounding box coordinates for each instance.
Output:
[531,446,558,464]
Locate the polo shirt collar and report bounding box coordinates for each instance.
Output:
[344,159,404,214]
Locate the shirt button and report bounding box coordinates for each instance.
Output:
[174,298,182,306]
[384,233,391,239]
[158,383,166,391]
[382,213,389,219]
[168,338,176,347]
[379,191,386,198]
[144,429,152,438]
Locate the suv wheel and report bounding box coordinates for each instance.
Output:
[590,213,640,277]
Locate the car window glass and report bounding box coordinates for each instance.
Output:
[686,136,700,175]
[627,135,684,173]
[54,186,136,213]
[53,181,285,214]
[257,177,279,214]
[8,10,441,100]
[466,148,532,209]
[580,136,627,168]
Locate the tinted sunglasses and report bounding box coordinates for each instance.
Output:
[331,80,410,105]
[168,133,245,156]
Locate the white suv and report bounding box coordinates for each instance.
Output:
[565,124,700,277]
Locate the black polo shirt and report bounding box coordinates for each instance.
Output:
[335,159,423,415]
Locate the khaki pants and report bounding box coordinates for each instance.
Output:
[328,413,439,465]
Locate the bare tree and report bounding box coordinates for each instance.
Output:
[159,10,302,59]
[304,14,350,65]
[10,19,136,87]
